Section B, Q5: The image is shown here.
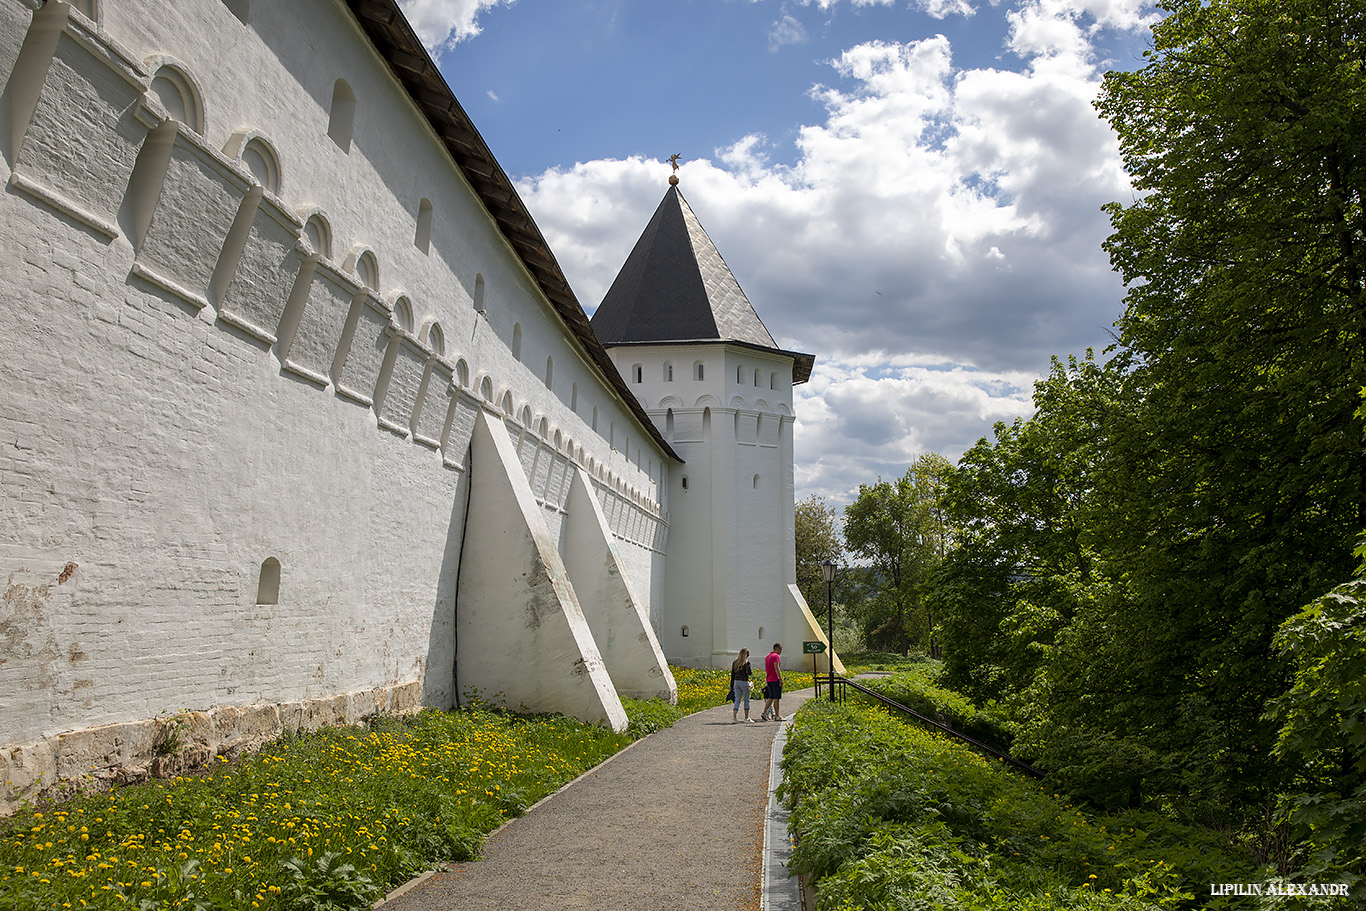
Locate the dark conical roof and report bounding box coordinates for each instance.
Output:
[592,186,779,348]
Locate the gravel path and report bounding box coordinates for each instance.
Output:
[380,695,808,911]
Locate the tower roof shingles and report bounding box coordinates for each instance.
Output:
[592,187,814,383]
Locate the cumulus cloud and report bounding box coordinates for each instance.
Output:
[516,1,1148,501]
[793,357,1036,502]
[397,0,516,52]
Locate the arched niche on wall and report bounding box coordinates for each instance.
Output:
[454,359,470,388]
[146,59,205,134]
[302,211,332,260]
[225,130,282,196]
[390,295,415,334]
[421,319,445,358]
[351,248,379,291]
[256,557,280,605]
[328,78,356,152]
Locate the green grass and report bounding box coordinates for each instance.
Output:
[0,659,824,910]
[779,700,1312,911]
[851,661,1016,752]
[838,650,940,675]
[0,699,675,911]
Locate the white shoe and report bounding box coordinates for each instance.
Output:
[744,718,755,724]
[775,715,787,722]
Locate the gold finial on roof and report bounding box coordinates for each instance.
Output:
[667,153,682,184]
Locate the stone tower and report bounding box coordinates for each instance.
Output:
[591,180,834,669]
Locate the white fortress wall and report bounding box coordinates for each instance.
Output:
[0,0,669,808]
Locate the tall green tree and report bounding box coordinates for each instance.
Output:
[1093,0,1366,805]
[916,0,1366,816]
[935,353,1120,700]
[844,454,954,656]
[795,494,845,613]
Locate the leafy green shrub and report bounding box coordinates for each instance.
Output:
[782,701,1273,910]
[838,651,934,674]
[278,851,381,911]
[622,696,685,736]
[1266,575,1366,903]
[857,665,1015,752]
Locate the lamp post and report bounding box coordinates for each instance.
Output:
[820,558,837,701]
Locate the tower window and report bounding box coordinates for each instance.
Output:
[328,79,356,152]
[257,558,280,605]
[415,198,433,254]
[632,364,643,383]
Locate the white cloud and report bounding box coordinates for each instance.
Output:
[516,1,1149,499]
[794,0,975,17]
[793,357,1036,503]
[397,0,516,52]
[768,13,809,50]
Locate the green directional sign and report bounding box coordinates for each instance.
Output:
[803,640,826,654]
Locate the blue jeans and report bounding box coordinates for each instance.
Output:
[731,680,751,712]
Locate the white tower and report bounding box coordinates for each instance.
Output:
[592,179,834,669]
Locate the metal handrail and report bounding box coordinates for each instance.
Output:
[815,673,1046,779]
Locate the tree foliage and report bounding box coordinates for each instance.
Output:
[934,0,1366,819]
[1268,573,1366,899]
[844,454,954,656]
[795,494,845,613]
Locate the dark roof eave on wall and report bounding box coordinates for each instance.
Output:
[603,339,815,385]
[342,0,681,462]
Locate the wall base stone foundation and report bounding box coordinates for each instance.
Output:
[0,680,421,815]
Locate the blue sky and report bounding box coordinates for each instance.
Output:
[399,0,1158,506]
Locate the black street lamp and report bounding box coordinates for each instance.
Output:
[821,558,837,701]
